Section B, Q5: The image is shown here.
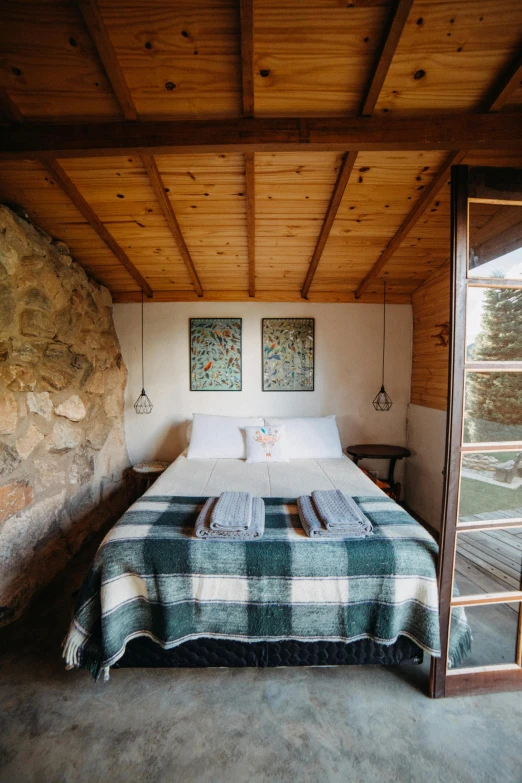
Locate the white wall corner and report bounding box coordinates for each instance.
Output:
[405,403,447,532]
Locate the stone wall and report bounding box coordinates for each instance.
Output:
[0,205,130,626]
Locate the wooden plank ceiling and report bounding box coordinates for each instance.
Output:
[0,0,522,303]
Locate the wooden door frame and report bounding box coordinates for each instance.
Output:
[430,164,522,698]
[430,165,468,698]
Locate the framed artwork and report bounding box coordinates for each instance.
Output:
[262,318,314,391]
[190,318,242,391]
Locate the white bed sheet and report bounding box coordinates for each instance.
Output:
[147,452,384,499]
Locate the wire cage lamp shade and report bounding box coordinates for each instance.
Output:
[373,280,392,412]
[134,388,153,414]
[134,289,153,414]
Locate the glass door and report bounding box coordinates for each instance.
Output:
[432,166,522,698]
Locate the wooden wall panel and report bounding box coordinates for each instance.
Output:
[312,150,448,293]
[410,262,450,411]
[0,159,139,291]
[254,0,392,116]
[254,152,340,291]
[375,0,522,113]
[154,153,248,291]
[97,0,242,119]
[59,156,196,291]
[0,0,121,120]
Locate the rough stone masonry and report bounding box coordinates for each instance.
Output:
[0,204,130,625]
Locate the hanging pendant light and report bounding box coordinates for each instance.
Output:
[373,280,392,412]
[134,289,153,414]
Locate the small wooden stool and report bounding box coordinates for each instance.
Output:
[132,461,170,497]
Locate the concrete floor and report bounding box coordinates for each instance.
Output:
[1,530,522,783]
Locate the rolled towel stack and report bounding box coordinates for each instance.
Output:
[195,491,265,540]
[298,489,373,539]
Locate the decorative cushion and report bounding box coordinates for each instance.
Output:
[264,415,343,460]
[244,425,288,463]
[186,413,264,459]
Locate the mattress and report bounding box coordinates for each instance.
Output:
[148,452,384,500]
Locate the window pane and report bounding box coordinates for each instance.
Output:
[449,602,519,669]
[466,287,522,361]
[463,372,522,443]
[453,528,522,596]
[459,451,522,521]
[469,202,522,279]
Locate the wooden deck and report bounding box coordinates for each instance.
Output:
[455,527,522,617]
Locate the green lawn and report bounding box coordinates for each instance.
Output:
[459,476,522,518]
[488,452,519,463]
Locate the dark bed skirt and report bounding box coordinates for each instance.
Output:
[113,636,424,668]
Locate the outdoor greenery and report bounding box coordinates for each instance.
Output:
[459,477,522,518]
[465,284,522,442]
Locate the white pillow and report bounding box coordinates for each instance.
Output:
[264,415,343,460]
[186,413,264,459]
[244,425,289,464]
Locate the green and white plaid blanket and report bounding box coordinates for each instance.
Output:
[64,495,472,679]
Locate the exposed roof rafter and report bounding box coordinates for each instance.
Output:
[485,44,522,112]
[0,88,25,123]
[360,0,414,116]
[39,155,153,296]
[240,0,255,117]
[141,152,203,297]
[301,152,358,299]
[301,0,414,298]
[77,0,138,121]
[0,87,152,296]
[355,44,522,298]
[355,150,466,298]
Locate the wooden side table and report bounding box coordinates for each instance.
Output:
[346,444,411,500]
[132,461,170,498]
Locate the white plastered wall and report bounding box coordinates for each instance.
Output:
[404,404,447,532]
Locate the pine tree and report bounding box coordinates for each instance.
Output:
[466,285,522,442]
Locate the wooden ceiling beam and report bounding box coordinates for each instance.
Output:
[301,0,413,298]
[355,150,466,297]
[77,0,138,121]
[485,47,522,112]
[141,152,203,297]
[360,0,414,116]
[0,89,149,297]
[245,152,256,297]
[240,0,255,117]
[2,112,522,159]
[301,151,359,299]
[355,45,522,299]
[112,289,413,305]
[39,155,152,296]
[0,88,25,123]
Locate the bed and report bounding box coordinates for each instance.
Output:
[64,453,472,678]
